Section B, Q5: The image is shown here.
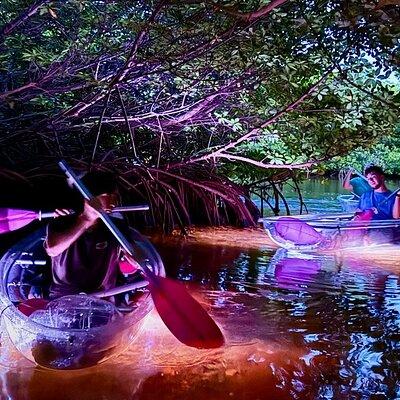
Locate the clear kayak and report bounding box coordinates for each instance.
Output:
[260,213,400,251]
[0,227,165,370]
[337,194,359,213]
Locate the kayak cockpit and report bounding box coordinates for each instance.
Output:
[0,228,164,370]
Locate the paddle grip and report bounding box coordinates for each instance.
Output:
[91,280,149,298]
[40,211,56,219]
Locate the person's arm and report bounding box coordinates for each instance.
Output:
[45,198,103,257]
[393,193,400,219]
[343,169,353,191]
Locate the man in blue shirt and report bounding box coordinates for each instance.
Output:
[355,165,400,244]
[356,165,400,220]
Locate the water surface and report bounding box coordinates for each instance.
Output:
[256,177,400,216]
[1,179,400,399]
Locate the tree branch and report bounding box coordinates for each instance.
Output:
[185,67,334,165]
[176,0,288,22]
[0,0,51,39]
[217,153,320,170]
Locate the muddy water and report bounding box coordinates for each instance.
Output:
[1,229,400,399]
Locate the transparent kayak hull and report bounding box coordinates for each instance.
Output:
[0,228,164,370]
[337,194,359,213]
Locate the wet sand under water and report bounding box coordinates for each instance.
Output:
[1,227,400,399]
[0,292,319,400]
[0,308,313,400]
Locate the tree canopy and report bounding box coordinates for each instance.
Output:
[0,0,399,228]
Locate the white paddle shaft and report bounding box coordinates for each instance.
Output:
[39,205,149,220]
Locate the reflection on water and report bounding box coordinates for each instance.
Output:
[1,235,400,399]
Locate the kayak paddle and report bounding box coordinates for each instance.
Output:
[0,205,149,234]
[58,160,224,349]
[352,168,369,182]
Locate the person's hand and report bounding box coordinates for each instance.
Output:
[81,198,102,223]
[54,208,72,218]
[81,193,117,223]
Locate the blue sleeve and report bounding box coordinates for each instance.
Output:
[350,177,371,197]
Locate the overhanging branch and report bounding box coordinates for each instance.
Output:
[185,66,334,166]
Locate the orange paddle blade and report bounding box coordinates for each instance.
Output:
[17,298,49,316]
[149,276,224,349]
[0,208,38,234]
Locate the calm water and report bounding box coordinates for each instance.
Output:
[1,179,400,399]
[257,177,400,215]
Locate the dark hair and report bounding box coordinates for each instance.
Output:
[364,165,385,176]
[81,171,118,196]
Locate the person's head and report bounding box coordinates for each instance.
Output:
[80,170,119,209]
[364,165,386,190]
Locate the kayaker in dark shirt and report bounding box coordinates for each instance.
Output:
[45,171,136,299]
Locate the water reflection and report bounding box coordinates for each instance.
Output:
[158,240,400,398]
[1,236,400,399]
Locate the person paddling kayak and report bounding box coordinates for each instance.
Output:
[45,171,139,299]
